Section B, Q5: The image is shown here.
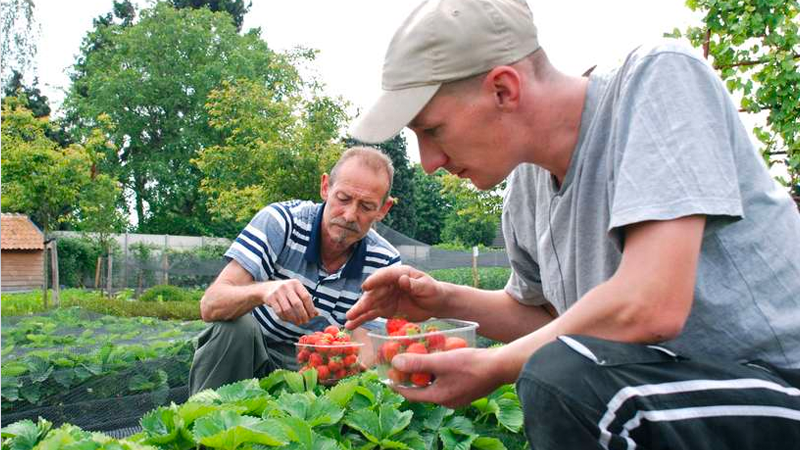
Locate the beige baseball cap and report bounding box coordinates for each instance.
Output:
[350,0,540,143]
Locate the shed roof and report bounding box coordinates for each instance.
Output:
[1,214,44,250]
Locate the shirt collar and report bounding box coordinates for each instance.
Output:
[304,202,367,278]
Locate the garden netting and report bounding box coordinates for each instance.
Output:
[0,307,207,434]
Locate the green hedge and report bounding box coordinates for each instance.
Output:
[429,266,510,290]
[1,288,201,320]
[139,284,202,302]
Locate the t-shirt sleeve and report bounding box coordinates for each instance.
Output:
[608,49,744,233]
[224,204,290,281]
[501,181,549,306]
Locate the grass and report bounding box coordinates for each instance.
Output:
[1,288,201,320]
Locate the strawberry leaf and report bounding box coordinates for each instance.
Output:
[472,436,507,450]
[193,410,288,449]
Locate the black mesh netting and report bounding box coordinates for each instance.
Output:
[1,308,207,434]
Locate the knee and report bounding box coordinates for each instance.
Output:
[516,337,602,414]
[209,314,260,342]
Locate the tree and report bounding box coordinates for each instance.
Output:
[1,96,97,233]
[1,0,39,87]
[671,0,800,202]
[3,70,49,117]
[193,78,347,236]
[171,0,251,31]
[346,134,417,237]
[410,166,449,245]
[62,2,308,236]
[439,174,503,247]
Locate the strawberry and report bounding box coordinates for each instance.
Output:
[387,368,409,384]
[297,349,310,363]
[316,365,330,380]
[308,352,324,367]
[410,372,432,387]
[423,325,446,351]
[343,354,358,367]
[328,356,344,372]
[444,336,468,351]
[406,342,428,354]
[324,325,340,336]
[386,317,409,334]
[335,368,347,380]
[381,341,402,363]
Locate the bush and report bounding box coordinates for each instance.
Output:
[429,267,510,290]
[0,289,201,320]
[139,284,193,302]
[55,236,103,287]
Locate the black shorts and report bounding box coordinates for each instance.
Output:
[516,335,800,450]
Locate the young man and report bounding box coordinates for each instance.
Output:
[345,0,800,448]
[189,147,401,394]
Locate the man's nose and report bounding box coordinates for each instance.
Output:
[418,140,447,175]
[342,202,359,222]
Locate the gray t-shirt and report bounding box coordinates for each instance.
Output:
[502,40,800,368]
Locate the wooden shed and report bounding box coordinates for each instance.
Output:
[1,213,45,292]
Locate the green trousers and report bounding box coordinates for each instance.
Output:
[188,314,298,395]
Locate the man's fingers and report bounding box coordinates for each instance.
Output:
[361,265,409,290]
[286,290,309,324]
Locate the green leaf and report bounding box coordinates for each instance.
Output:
[285,371,307,393]
[193,410,288,450]
[344,409,381,443]
[216,378,270,414]
[495,398,523,433]
[0,417,52,450]
[260,369,292,393]
[379,404,413,438]
[439,427,476,450]
[2,362,28,377]
[307,396,345,427]
[19,383,41,404]
[325,378,358,408]
[25,355,54,383]
[140,406,183,445]
[188,388,222,404]
[472,437,507,450]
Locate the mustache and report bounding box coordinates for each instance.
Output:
[330,218,361,233]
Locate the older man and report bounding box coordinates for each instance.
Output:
[345,0,800,448]
[190,146,400,393]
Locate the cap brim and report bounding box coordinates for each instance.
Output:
[349,83,441,144]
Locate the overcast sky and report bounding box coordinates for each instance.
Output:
[33,0,701,161]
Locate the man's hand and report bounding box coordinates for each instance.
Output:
[345,265,446,330]
[263,279,318,325]
[389,347,505,408]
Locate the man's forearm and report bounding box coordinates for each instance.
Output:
[437,283,555,343]
[200,281,271,322]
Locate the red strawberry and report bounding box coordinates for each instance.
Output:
[297,349,310,363]
[328,356,344,372]
[335,368,347,380]
[406,342,428,354]
[316,365,330,380]
[308,352,324,367]
[387,368,409,384]
[381,341,402,363]
[410,372,432,387]
[343,354,358,367]
[444,337,468,351]
[386,317,409,334]
[324,325,340,336]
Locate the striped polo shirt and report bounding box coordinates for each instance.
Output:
[225,200,401,344]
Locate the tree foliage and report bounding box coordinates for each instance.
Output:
[62,2,310,235]
[193,78,347,235]
[3,70,50,117]
[440,175,503,247]
[171,0,251,31]
[672,0,800,199]
[0,0,39,87]
[408,166,448,245]
[1,96,124,234]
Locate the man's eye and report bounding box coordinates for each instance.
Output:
[361,204,376,212]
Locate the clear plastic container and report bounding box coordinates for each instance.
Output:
[367,318,478,388]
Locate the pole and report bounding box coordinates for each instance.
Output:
[95,256,102,293]
[472,246,479,288]
[42,243,49,309]
[50,240,60,307]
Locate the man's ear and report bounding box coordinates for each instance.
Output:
[377,197,394,220]
[320,173,330,200]
[484,66,521,111]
